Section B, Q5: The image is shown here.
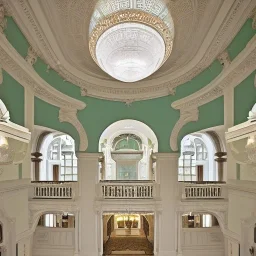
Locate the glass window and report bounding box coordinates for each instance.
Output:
[47,135,77,181]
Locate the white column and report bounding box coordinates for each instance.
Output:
[23,88,34,179]
[77,153,101,256]
[156,153,179,256]
[74,211,80,255]
[176,213,182,256]
[224,87,236,181]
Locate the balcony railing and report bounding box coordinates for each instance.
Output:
[180,182,226,199]
[31,181,77,199]
[98,180,157,199]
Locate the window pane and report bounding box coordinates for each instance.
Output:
[66,160,72,166]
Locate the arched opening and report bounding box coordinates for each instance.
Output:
[102,212,154,255]
[32,212,76,255]
[179,132,221,182]
[37,212,75,228]
[38,133,77,181]
[99,120,158,181]
[179,211,225,256]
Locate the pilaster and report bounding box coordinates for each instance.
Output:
[23,88,34,179]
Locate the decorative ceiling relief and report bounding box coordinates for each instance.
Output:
[2,0,255,100]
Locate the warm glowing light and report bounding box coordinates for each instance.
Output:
[0,135,8,148]
[95,23,165,82]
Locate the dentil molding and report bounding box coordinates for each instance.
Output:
[170,35,256,151]
[2,0,256,100]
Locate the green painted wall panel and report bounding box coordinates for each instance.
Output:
[3,14,255,153]
[227,19,256,61]
[5,17,30,58]
[78,96,179,152]
[0,71,24,126]
[234,71,256,125]
[34,97,80,150]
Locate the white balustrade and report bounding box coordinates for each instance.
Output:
[182,183,225,199]
[31,182,75,199]
[100,181,155,199]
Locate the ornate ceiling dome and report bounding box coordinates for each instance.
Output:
[89,0,174,83]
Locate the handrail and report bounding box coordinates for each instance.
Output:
[31,182,77,199]
[181,183,225,199]
[98,181,156,199]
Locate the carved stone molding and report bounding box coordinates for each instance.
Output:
[252,7,256,30]
[218,50,231,68]
[170,108,199,151]
[170,35,256,151]
[0,32,85,111]
[25,46,38,66]
[0,3,7,33]
[59,108,88,151]
[2,0,255,100]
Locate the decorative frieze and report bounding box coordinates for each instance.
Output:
[0,4,6,33]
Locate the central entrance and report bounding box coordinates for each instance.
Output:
[103,213,154,255]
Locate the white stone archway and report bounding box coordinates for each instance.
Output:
[99,119,158,181]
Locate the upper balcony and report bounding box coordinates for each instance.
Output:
[179,181,227,200]
[29,181,78,200]
[29,180,227,201]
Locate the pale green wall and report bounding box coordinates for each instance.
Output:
[0,71,24,126]
[227,19,256,61]
[34,97,80,150]
[1,16,255,152]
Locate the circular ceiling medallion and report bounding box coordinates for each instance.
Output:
[89,4,174,83]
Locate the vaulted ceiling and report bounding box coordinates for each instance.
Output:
[4,0,256,100]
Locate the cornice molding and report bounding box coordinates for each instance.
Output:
[0,33,88,150]
[2,0,256,100]
[170,35,256,151]
[0,178,30,193]
[0,33,85,110]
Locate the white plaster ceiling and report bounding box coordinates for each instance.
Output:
[4,0,256,100]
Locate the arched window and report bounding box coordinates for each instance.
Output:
[113,134,142,151]
[194,138,207,161]
[45,135,77,181]
[179,134,215,181]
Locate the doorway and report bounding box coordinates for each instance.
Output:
[102,213,154,255]
[197,165,204,181]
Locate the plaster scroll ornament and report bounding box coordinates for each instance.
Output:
[25,46,38,66]
[124,99,133,107]
[217,50,231,68]
[248,103,256,121]
[80,87,88,96]
[58,108,88,151]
